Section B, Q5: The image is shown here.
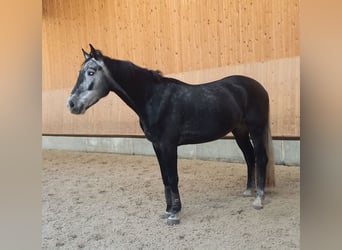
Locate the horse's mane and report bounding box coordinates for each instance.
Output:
[102,55,164,83]
[126,61,164,82]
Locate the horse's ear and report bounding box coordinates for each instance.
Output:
[89,43,103,60]
[82,48,91,60]
[89,44,96,55]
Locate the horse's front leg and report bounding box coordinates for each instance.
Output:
[153,143,182,225]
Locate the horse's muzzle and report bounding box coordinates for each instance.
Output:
[68,100,75,109]
[67,97,85,114]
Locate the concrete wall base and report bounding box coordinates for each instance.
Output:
[42,136,300,166]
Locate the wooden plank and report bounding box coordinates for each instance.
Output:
[43,0,299,89]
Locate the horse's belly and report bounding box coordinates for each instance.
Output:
[178,115,236,145]
[178,130,231,145]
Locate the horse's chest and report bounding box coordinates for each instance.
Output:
[139,119,160,143]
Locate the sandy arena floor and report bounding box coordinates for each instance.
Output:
[42,150,299,249]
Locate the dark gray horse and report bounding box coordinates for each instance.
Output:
[67,44,275,225]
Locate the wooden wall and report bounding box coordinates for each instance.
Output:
[42,0,300,138]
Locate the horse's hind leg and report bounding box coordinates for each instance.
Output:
[249,127,268,209]
[232,125,255,197]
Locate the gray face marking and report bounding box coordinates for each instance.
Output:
[67,58,110,114]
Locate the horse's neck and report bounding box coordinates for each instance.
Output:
[105,58,154,116]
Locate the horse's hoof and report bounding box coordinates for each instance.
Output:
[166,213,180,225]
[252,196,263,210]
[243,189,253,197]
[160,211,172,219]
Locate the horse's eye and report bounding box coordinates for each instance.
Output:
[87,71,95,76]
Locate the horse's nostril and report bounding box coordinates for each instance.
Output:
[68,100,74,108]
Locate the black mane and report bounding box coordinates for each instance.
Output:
[129,61,164,81]
[102,55,164,84]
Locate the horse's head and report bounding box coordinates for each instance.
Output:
[67,44,111,114]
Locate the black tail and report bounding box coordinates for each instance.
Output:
[265,117,275,187]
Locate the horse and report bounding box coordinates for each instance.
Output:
[67,44,275,225]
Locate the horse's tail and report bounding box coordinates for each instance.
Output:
[265,116,276,188]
